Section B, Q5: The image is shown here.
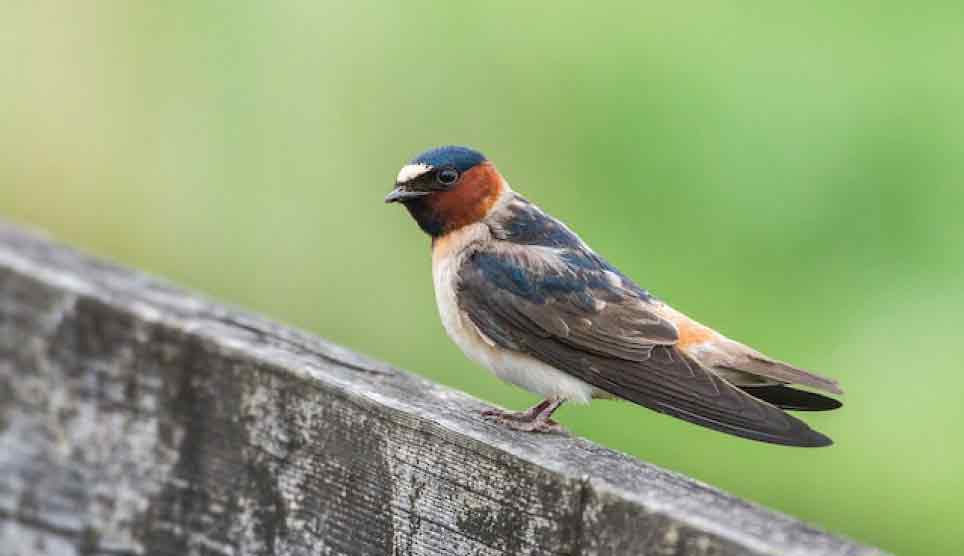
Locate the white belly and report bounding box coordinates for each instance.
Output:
[431,224,594,404]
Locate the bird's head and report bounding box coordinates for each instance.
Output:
[385,145,504,237]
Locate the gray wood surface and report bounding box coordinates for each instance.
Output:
[0,222,884,556]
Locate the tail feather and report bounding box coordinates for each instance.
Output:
[739,354,844,395]
[709,343,843,395]
[739,385,843,411]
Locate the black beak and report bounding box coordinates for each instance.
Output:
[384,186,430,204]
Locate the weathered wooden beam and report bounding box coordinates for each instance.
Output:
[0,221,883,556]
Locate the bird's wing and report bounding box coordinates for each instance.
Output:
[457,243,831,446]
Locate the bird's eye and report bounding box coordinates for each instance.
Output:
[437,168,460,186]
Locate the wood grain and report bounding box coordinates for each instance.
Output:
[0,222,884,556]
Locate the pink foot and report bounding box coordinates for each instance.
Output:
[481,400,567,434]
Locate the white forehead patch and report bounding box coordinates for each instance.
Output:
[396,163,433,184]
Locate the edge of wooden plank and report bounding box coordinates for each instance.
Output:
[0,221,886,556]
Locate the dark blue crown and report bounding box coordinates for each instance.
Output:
[412,145,487,173]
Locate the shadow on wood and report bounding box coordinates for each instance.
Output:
[0,222,884,556]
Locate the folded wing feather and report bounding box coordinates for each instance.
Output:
[457,242,832,446]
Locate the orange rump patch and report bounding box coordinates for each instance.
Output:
[652,303,718,349]
[676,319,717,349]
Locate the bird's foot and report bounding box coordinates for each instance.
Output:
[481,410,566,434]
[480,408,532,421]
[481,399,567,434]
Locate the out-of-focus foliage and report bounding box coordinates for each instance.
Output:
[2,3,962,554]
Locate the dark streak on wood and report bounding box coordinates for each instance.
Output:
[0,222,885,556]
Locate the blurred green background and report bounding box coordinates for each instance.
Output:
[2,3,962,554]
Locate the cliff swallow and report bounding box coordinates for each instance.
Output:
[386,146,842,446]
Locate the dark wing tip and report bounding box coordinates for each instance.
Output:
[764,425,834,448]
[801,430,834,448]
[739,385,844,412]
[653,400,835,448]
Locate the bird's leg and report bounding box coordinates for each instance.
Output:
[481,398,566,434]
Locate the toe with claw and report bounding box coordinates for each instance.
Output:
[481,398,567,434]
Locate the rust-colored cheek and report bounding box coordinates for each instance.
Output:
[430,163,503,233]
